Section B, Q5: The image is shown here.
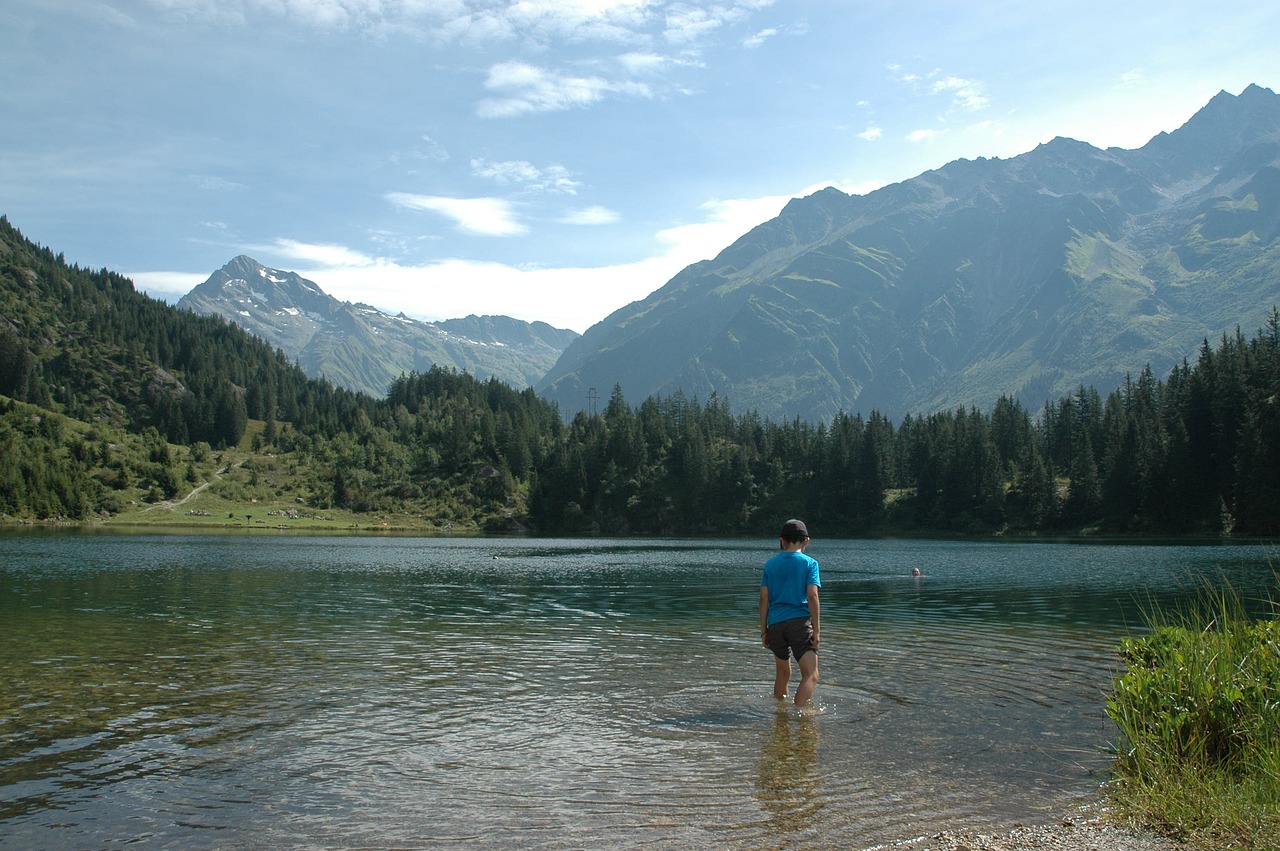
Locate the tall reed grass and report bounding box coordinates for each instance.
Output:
[1107,578,1280,849]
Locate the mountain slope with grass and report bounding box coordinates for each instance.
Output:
[538,84,1280,423]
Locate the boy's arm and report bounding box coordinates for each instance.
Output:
[759,586,770,646]
[807,584,821,647]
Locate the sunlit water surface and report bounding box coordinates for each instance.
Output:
[1,531,1275,849]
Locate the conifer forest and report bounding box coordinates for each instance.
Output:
[2,217,1278,537]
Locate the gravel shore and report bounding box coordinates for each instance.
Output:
[874,804,1187,851]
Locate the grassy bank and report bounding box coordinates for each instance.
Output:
[99,445,467,534]
[0,407,509,534]
[1107,578,1280,849]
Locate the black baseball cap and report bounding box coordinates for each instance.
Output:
[780,519,809,538]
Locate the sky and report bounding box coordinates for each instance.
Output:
[2,1,1278,333]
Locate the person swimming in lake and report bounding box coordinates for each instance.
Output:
[759,519,821,708]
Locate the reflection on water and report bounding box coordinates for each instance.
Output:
[0,531,1274,849]
[756,710,820,844]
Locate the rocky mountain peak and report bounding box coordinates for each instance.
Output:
[179,260,577,397]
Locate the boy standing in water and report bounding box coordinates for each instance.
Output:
[759,519,821,708]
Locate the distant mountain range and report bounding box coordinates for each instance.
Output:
[538,84,1280,423]
[178,256,578,398]
[180,85,1280,422]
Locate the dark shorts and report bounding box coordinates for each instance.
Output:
[767,616,816,661]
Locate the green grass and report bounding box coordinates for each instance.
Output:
[1107,577,1280,849]
[105,439,463,534]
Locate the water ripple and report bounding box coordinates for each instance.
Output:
[1,533,1273,849]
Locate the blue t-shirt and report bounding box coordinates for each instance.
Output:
[760,550,821,625]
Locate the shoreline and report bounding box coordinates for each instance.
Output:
[1,516,1266,547]
[876,802,1185,851]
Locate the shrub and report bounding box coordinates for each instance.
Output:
[1107,582,1280,848]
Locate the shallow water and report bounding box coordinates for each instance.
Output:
[0,531,1274,849]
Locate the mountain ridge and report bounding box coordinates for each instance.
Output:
[536,84,1280,423]
[179,258,578,398]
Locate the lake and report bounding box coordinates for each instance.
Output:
[0,530,1275,849]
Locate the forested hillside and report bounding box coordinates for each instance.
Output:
[0,217,357,448]
[2,217,1278,537]
[529,317,1280,538]
[0,217,554,527]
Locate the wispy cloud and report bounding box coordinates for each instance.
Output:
[389,135,450,168]
[470,158,581,194]
[857,124,882,141]
[891,65,990,112]
[1118,68,1146,87]
[139,0,772,52]
[269,239,377,267]
[560,205,619,225]
[743,27,777,48]
[476,60,650,118]
[190,174,247,192]
[133,176,881,333]
[619,51,671,75]
[266,182,800,333]
[664,5,725,43]
[501,0,654,42]
[653,190,794,263]
[386,192,527,236]
[906,128,941,143]
[664,1,774,44]
[128,270,209,302]
[930,75,988,110]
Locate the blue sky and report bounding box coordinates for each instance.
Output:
[3,1,1277,332]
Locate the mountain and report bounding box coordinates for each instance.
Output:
[537,84,1280,423]
[179,257,578,398]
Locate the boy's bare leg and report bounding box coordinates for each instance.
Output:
[794,651,819,707]
[772,657,792,700]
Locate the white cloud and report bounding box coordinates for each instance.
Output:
[618,51,670,74]
[128,270,209,304]
[488,0,654,43]
[390,135,450,167]
[661,1,773,45]
[252,185,810,332]
[560,205,619,225]
[191,174,247,192]
[893,66,990,113]
[663,5,722,43]
[1118,68,1146,87]
[131,177,883,334]
[268,239,377,267]
[930,75,988,110]
[470,158,581,194]
[656,193,789,255]
[966,118,999,135]
[304,256,663,334]
[857,124,882,141]
[476,60,649,117]
[906,128,941,143]
[743,27,776,48]
[132,0,768,58]
[471,158,540,183]
[386,192,527,236]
